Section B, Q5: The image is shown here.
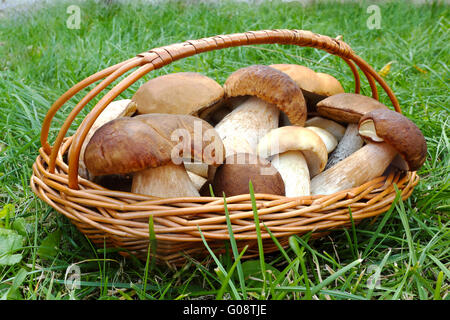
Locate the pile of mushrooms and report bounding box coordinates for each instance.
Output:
[80,63,427,199]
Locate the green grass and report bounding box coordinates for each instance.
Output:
[0,0,449,300]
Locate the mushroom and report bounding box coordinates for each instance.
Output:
[310,108,427,195]
[316,93,389,169]
[131,72,225,180]
[270,64,344,113]
[131,72,224,119]
[316,93,388,123]
[257,126,328,197]
[78,99,136,180]
[305,116,346,141]
[210,153,285,197]
[215,65,307,156]
[325,123,364,170]
[207,96,250,126]
[305,126,338,153]
[91,174,132,192]
[84,114,225,198]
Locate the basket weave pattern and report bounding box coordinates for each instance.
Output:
[30,30,419,265]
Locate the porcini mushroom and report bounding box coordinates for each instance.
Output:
[131,72,225,181]
[215,65,307,156]
[305,116,346,141]
[78,99,136,179]
[316,93,388,123]
[257,126,328,197]
[210,153,285,197]
[310,109,427,195]
[131,72,224,119]
[84,114,225,198]
[305,126,338,153]
[316,93,388,169]
[270,64,344,112]
[325,123,364,170]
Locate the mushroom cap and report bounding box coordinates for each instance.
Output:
[223,65,307,126]
[270,64,344,113]
[358,109,427,171]
[131,72,224,118]
[270,64,344,96]
[78,99,136,179]
[317,93,388,123]
[211,153,285,197]
[315,72,346,96]
[257,126,328,177]
[84,114,225,176]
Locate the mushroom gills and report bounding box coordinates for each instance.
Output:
[358,119,384,142]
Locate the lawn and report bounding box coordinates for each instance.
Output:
[0,0,448,300]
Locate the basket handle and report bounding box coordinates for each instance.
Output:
[39,29,401,190]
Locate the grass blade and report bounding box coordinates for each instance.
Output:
[433,271,444,300]
[289,236,311,300]
[223,193,247,299]
[310,258,363,297]
[197,225,240,299]
[216,245,248,300]
[249,181,266,299]
[362,191,400,258]
[366,248,391,299]
[428,254,450,279]
[262,222,291,263]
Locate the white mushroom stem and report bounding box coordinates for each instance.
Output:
[325,123,364,170]
[131,162,199,197]
[310,142,397,195]
[79,99,136,179]
[271,151,310,197]
[215,96,280,156]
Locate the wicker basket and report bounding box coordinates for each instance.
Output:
[30,29,419,266]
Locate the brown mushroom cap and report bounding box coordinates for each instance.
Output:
[210,153,285,197]
[78,99,136,179]
[358,109,427,171]
[131,72,224,118]
[84,113,225,176]
[317,93,388,123]
[270,64,344,112]
[270,64,344,96]
[223,65,307,126]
